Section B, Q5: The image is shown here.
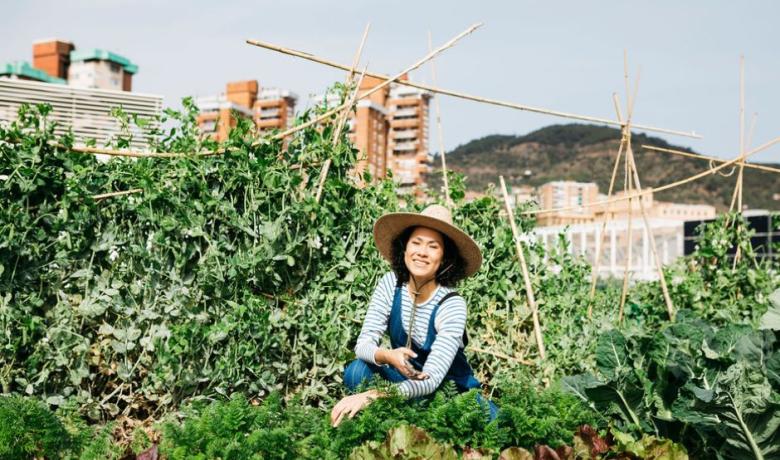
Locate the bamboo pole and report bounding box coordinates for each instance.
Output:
[521,135,780,217]
[730,56,749,265]
[618,152,634,325]
[315,68,368,202]
[470,346,533,366]
[93,188,143,201]
[428,31,452,207]
[53,142,219,158]
[617,53,636,324]
[259,23,482,147]
[245,38,700,139]
[499,175,546,360]
[332,23,371,141]
[587,96,628,316]
[731,56,747,214]
[315,24,371,203]
[626,143,676,320]
[615,58,676,320]
[641,145,780,175]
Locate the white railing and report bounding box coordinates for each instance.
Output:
[533,218,684,281]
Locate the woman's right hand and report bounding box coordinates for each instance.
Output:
[375,348,429,380]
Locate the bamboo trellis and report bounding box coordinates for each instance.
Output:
[641,145,780,175]
[245,38,700,139]
[314,23,370,203]
[259,23,483,147]
[517,135,780,217]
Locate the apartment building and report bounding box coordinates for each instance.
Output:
[534,180,718,280]
[387,83,431,186]
[0,39,159,150]
[195,80,297,141]
[535,180,716,226]
[309,76,431,185]
[346,76,389,179]
[255,88,296,133]
[1,39,138,92]
[67,49,138,92]
[537,181,600,226]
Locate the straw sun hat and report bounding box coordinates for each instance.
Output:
[373,204,483,278]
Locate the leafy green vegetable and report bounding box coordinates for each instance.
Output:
[564,307,780,458]
[348,424,458,460]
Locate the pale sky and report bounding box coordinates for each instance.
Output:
[2,0,779,162]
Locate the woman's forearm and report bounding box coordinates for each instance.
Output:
[373,347,388,365]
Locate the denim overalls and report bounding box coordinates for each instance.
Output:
[344,284,498,420]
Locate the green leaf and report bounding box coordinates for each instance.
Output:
[77,297,108,317]
[595,329,629,381]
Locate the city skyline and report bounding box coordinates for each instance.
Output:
[2,0,779,163]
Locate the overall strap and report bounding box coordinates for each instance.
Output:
[423,291,469,349]
[388,285,406,349]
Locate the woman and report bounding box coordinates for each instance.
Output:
[330,204,496,427]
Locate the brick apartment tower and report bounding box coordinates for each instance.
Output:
[196,80,297,142]
[387,77,431,186]
[208,80,257,141]
[32,40,74,80]
[349,75,390,180]
[254,88,296,133]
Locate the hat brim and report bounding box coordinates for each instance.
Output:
[373,212,482,278]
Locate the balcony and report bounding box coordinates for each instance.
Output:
[258,107,280,117]
[393,142,418,152]
[392,129,417,140]
[256,119,283,129]
[390,119,419,129]
[393,108,418,118]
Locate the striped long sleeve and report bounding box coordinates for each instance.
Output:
[354,272,468,398]
[354,272,396,365]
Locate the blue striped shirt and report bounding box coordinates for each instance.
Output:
[354,272,468,398]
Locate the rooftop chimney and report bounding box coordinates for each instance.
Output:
[32,39,74,80]
[226,80,258,109]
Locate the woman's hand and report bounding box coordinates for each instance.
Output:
[330,390,379,427]
[375,347,429,380]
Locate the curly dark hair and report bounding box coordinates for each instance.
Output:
[390,226,467,288]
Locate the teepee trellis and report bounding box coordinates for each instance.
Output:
[585,53,676,321]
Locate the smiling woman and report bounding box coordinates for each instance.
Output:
[330,205,498,427]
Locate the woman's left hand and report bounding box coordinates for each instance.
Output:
[330,390,380,427]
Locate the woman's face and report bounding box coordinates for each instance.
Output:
[404,226,444,282]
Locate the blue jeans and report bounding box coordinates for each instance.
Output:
[343,359,499,421]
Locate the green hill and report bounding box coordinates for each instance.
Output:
[428,124,780,211]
